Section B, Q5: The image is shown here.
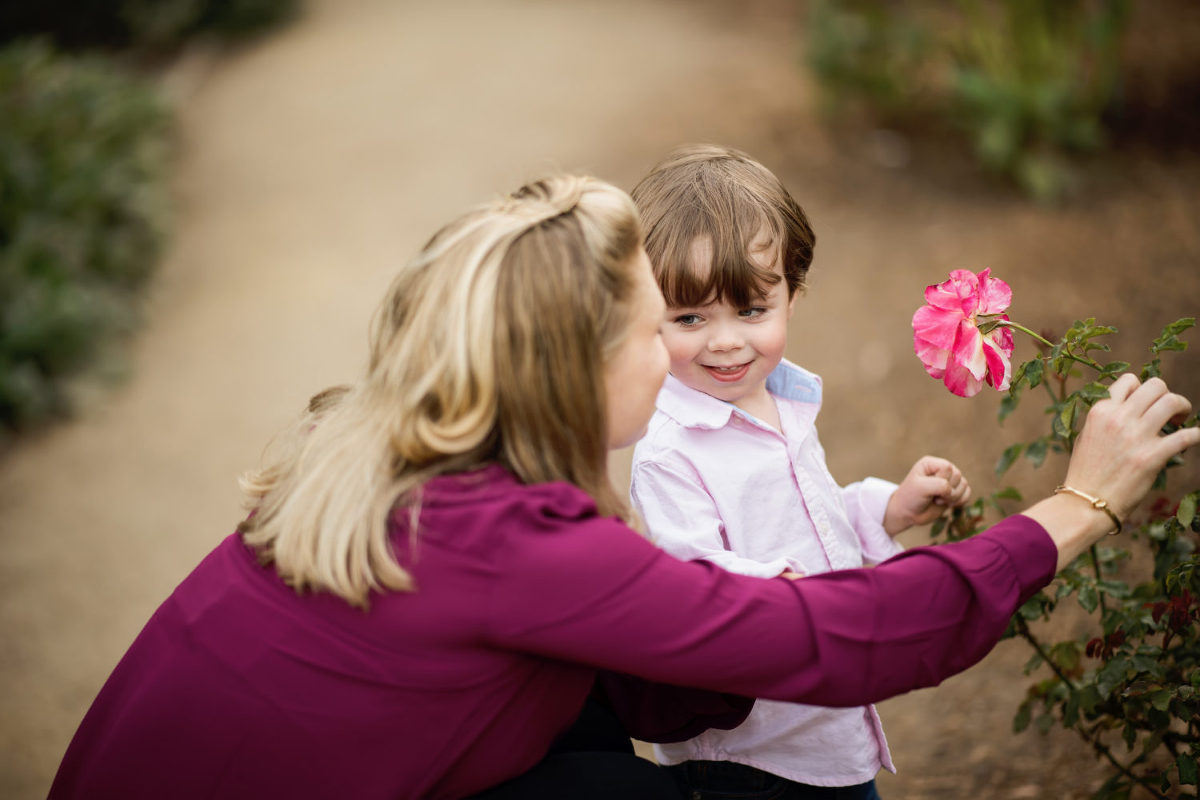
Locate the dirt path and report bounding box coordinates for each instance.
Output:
[2,1,1198,797]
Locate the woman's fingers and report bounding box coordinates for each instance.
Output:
[1118,376,1170,418]
[1145,389,1194,430]
[1106,372,1142,403]
[1153,425,1200,468]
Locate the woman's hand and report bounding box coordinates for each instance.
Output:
[1065,374,1196,519]
[1025,374,1200,570]
[883,456,972,536]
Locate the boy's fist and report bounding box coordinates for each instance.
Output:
[883,456,972,536]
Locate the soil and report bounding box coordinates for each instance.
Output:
[2,0,1198,797]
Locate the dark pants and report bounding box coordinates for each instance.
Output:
[468,699,686,800]
[669,760,881,800]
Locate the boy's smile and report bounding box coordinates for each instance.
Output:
[703,362,753,382]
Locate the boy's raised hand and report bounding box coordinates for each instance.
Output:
[883,456,972,536]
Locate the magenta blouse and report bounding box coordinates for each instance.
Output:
[50,465,1055,799]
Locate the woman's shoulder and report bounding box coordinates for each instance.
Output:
[419,463,599,522]
[406,464,635,567]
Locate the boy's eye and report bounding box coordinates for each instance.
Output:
[672,313,702,326]
[738,307,767,319]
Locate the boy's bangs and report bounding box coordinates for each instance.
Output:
[658,211,783,309]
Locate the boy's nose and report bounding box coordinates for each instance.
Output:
[706,327,744,352]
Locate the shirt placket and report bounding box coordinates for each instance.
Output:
[775,406,855,573]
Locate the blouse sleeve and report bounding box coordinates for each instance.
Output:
[485,512,1055,708]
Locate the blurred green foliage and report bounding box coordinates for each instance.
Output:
[0,0,301,52]
[807,0,933,117]
[806,0,1131,203]
[0,41,172,436]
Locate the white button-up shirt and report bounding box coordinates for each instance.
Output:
[630,360,900,786]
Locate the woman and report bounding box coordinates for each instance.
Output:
[49,176,1198,799]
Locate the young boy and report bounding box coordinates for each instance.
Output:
[629,145,972,799]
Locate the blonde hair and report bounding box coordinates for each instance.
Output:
[631,144,815,308]
[238,175,643,607]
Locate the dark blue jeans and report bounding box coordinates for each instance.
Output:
[669,760,881,800]
[470,698,685,799]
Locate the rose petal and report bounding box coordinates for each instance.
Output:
[976,269,1013,315]
[943,358,984,397]
[923,270,979,314]
[915,338,948,378]
[982,334,1012,390]
[952,322,988,380]
[912,304,961,350]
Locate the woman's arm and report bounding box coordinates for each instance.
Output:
[487,507,1054,707]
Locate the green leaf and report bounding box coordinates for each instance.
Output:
[996,443,1024,476]
[1026,358,1045,388]
[1011,360,1030,388]
[1053,398,1078,439]
[1098,656,1131,696]
[1026,438,1049,467]
[1035,713,1055,734]
[998,392,1019,422]
[993,486,1023,502]
[1078,684,1102,715]
[1179,494,1197,529]
[1164,317,1197,337]
[1063,691,1080,726]
[1013,700,1033,733]
[1097,579,1130,599]
[1078,583,1100,613]
[1180,752,1199,786]
[1018,593,1052,621]
[1153,318,1196,355]
[1078,382,1112,403]
[1151,688,1173,711]
[1099,361,1131,379]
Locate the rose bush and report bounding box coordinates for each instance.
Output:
[914,270,1200,799]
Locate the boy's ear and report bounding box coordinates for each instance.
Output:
[786,290,800,318]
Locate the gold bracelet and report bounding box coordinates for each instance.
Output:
[1054,484,1123,535]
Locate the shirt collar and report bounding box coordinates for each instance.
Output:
[655,359,823,431]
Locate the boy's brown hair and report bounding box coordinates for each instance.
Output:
[630,144,815,308]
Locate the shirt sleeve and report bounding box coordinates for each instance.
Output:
[486,512,1057,708]
[841,476,904,564]
[630,460,793,579]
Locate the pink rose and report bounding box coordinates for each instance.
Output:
[912,268,1015,398]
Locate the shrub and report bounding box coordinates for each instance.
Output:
[913,269,1200,798]
[0,40,172,437]
[806,0,1131,203]
[0,0,301,52]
